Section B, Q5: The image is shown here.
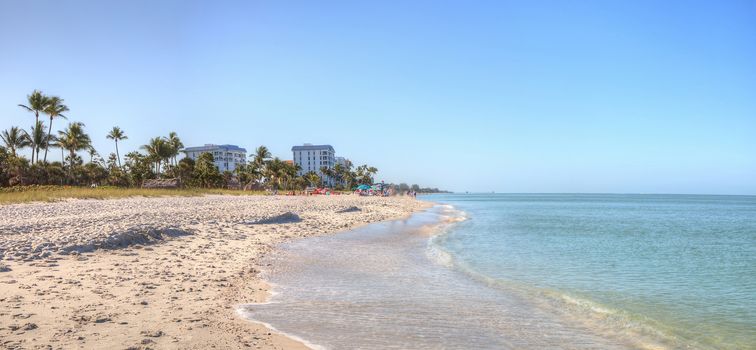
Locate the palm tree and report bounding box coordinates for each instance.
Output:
[57,122,92,170]
[167,132,183,166]
[1,126,31,157]
[141,137,160,174]
[42,96,68,163]
[24,120,47,164]
[354,165,373,185]
[286,162,302,190]
[87,147,98,163]
[159,141,174,172]
[241,162,262,189]
[355,165,378,184]
[252,145,271,167]
[48,135,65,164]
[141,137,171,175]
[320,166,339,187]
[264,157,285,191]
[343,170,355,190]
[106,127,127,167]
[18,90,49,161]
[304,171,321,187]
[248,145,272,186]
[280,164,293,190]
[332,163,346,188]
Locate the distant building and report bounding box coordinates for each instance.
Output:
[182,144,247,172]
[292,144,336,186]
[335,156,348,167]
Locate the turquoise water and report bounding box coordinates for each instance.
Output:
[430,194,756,349]
[242,194,756,349]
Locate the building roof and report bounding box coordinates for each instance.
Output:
[291,144,334,152]
[183,144,247,153]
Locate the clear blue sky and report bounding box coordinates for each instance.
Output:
[1,0,754,194]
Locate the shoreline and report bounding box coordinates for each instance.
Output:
[237,201,647,350]
[238,203,517,350]
[0,194,431,349]
[239,203,449,350]
[235,200,436,350]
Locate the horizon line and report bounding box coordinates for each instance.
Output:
[427,192,756,197]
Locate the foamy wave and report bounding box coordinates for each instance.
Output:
[425,243,455,268]
[435,204,468,223]
[436,258,680,350]
[558,294,617,316]
[443,263,678,349]
[424,204,469,267]
[546,292,679,350]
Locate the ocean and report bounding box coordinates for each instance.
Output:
[241,194,756,349]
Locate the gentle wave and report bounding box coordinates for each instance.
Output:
[424,205,680,350]
[422,193,756,349]
[242,205,640,349]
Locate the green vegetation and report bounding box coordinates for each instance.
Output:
[0,185,267,205]
[106,126,127,168]
[1,89,383,196]
[1,126,29,157]
[392,183,450,194]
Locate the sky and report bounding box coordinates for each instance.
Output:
[1,0,754,194]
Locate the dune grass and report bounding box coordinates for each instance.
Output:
[0,185,268,205]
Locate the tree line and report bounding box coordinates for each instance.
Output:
[1,90,381,190]
[392,183,449,194]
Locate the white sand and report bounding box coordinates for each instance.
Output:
[0,194,429,349]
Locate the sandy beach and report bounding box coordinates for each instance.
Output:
[0,194,429,349]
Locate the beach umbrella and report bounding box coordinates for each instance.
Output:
[356,184,371,190]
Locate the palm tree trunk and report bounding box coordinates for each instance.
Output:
[69,150,75,183]
[32,111,38,163]
[43,118,53,163]
[115,140,121,168]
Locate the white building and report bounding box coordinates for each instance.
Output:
[182,144,247,172]
[292,144,336,185]
[335,156,348,167]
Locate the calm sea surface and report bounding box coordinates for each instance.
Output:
[242,194,756,349]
